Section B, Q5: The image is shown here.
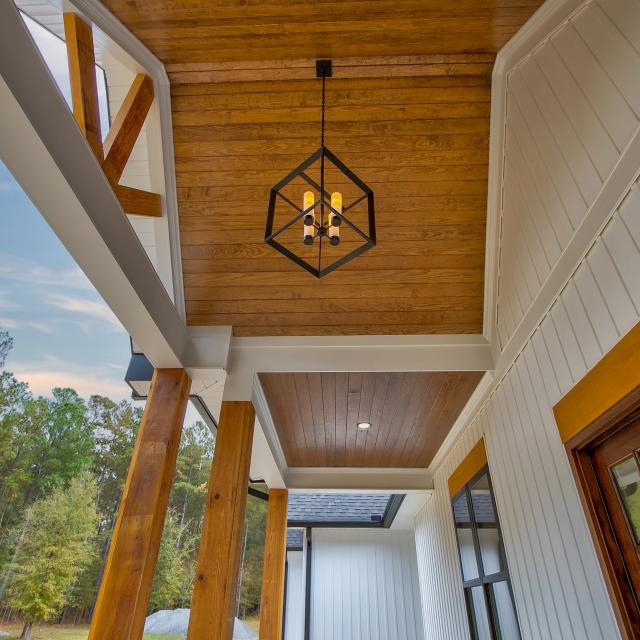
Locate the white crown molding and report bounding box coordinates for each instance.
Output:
[67,0,186,321]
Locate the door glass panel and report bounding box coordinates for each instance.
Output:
[492,580,521,639]
[457,528,480,581]
[478,527,503,576]
[611,456,640,544]
[469,586,492,640]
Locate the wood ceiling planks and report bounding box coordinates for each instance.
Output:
[176,69,489,335]
[101,0,545,64]
[260,371,484,467]
[101,0,545,336]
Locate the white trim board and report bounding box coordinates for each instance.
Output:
[224,333,493,400]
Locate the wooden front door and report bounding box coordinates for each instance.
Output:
[588,410,640,636]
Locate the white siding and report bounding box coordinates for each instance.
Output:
[311,529,425,640]
[284,550,304,640]
[415,181,640,640]
[496,0,640,349]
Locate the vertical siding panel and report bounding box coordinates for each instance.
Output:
[572,3,640,116]
[597,0,640,53]
[587,239,637,335]
[496,0,640,346]
[414,189,638,640]
[311,529,424,640]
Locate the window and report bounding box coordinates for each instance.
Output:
[452,468,521,640]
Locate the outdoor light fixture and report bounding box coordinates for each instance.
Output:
[265,59,376,278]
[357,422,372,430]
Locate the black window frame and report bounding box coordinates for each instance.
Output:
[451,465,521,640]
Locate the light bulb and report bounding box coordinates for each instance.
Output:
[303,190,315,245]
[357,422,371,430]
[329,192,341,246]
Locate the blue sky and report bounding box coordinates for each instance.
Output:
[0,15,192,412]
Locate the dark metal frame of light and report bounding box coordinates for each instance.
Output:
[264,61,376,278]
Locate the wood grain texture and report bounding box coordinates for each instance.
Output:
[259,489,288,640]
[99,1,545,65]
[103,73,155,184]
[554,322,640,444]
[447,437,487,497]
[114,184,162,217]
[260,371,483,467]
[98,0,544,335]
[88,369,191,640]
[63,13,103,160]
[175,71,489,334]
[187,401,255,640]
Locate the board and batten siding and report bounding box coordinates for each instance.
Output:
[414,0,640,636]
[284,550,304,640]
[310,529,425,640]
[415,167,640,640]
[496,0,640,349]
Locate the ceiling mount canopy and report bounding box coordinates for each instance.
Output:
[265,59,376,278]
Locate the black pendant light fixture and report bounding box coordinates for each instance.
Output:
[264,59,376,278]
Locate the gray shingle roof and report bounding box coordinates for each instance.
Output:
[287,493,391,524]
[286,528,304,549]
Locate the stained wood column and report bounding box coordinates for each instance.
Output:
[187,401,255,640]
[259,489,289,640]
[88,369,191,640]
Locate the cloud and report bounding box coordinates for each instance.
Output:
[45,293,122,330]
[10,355,130,400]
[0,254,92,291]
[0,316,53,335]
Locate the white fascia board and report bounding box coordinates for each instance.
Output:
[0,1,229,369]
[222,333,493,400]
[391,492,433,530]
[284,467,433,493]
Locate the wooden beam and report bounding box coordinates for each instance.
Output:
[103,73,154,184]
[259,489,288,640]
[187,401,255,640]
[114,184,162,217]
[88,369,191,640]
[63,13,103,161]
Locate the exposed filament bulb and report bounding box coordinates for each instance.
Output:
[328,192,342,246]
[303,190,315,245]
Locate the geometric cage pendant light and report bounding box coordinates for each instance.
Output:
[265,60,376,278]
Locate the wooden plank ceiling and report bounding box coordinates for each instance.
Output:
[260,371,484,468]
[103,0,545,337]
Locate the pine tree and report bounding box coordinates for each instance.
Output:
[6,473,98,640]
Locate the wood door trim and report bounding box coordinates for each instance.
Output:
[448,437,487,497]
[553,322,640,444]
[558,332,640,640]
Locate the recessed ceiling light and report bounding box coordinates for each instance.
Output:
[357,422,371,430]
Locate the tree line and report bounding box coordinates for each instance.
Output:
[0,330,266,638]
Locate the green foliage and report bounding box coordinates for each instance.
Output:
[0,329,13,368]
[6,474,99,624]
[0,329,268,619]
[238,495,268,619]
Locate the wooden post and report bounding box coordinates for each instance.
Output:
[259,489,289,640]
[63,13,103,161]
[187,401,255,640]
[88,369,191,640]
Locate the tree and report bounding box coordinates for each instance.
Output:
[237,494,267,618]
[7,473,98,640]
[149,509,192,612]
[0,329,12,368]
